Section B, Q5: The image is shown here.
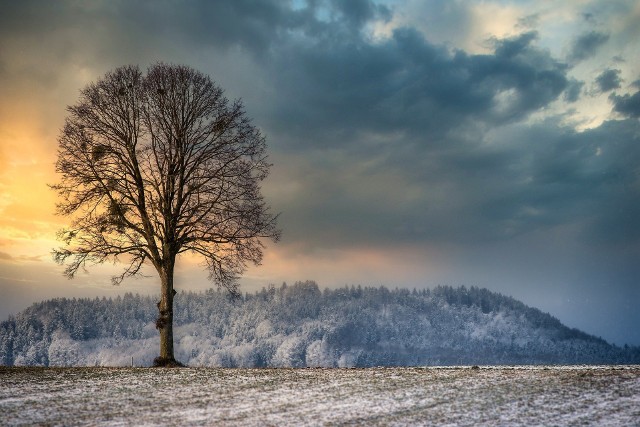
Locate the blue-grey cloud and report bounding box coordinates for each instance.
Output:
[266,29,569,150]
[610,90,640,118]
[272,115,640,248]
[567,31,609,63]
[329,0,391,28]
[517,14,540,30]
[595,69,622,92]
[564,79,584,102]
[3,0,632,252]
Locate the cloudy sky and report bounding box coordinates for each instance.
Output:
[1,0,638,346]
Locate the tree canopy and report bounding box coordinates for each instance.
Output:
[52,63,280,365]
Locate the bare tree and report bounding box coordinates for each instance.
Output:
[52,64,280,366]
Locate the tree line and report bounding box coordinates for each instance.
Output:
[1,282,637,367]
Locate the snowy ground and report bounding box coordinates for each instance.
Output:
[1,366,638,426]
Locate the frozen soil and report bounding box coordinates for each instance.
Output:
[1,365,638,426]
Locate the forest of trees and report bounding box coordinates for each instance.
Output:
[1,282,638,367]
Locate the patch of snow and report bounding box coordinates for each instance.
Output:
[1,366,638,426]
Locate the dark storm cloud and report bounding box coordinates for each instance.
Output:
[564,79,584,102]
[267,29,569,149]
[271,113,640,253]
[1,0,379,94]
[1,0,635,252]
[523,119,640,244]
[159,1,633,255]
[610,90,640,118]
[240,12,605,250]
[595,69,622,92]
[429,118,640,245]
[567,31,609,63]
[328,0,391,27]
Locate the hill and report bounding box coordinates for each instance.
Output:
[1,282,638,367]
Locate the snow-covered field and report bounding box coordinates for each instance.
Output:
[1,366,638,426]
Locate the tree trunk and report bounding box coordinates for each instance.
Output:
[154,256,182,367]
[159,268,174,361]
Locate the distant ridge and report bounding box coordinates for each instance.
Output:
[1,282,638,367]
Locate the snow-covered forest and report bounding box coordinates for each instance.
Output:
[1,282,638,367]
